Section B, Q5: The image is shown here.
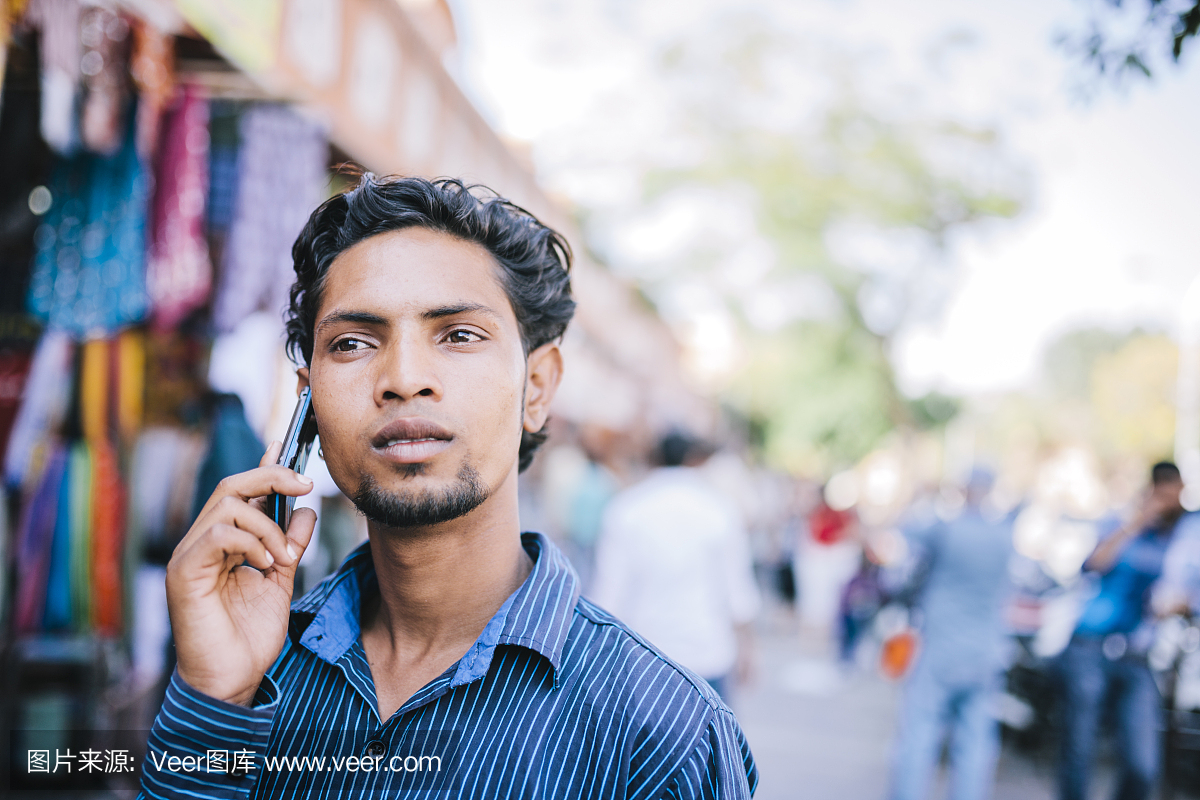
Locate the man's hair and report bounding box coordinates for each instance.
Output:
[658,432,696,468]
[285,174,576,472]
[1151,461,1182,486]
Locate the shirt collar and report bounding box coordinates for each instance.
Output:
[291,532,580,686]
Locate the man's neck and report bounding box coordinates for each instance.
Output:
[358,468,533,720]
[363,469,532,652]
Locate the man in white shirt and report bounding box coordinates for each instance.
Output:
[591,433,761,699]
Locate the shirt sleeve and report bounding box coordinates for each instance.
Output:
[658,708,758,799]
[138,669,279,799]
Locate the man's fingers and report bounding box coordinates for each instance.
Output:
[176,523,276,577]
[180,490,304,567]
[286,506,318,566]
[259,440,283,469]
[220,465,315,503]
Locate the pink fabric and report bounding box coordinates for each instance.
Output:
[146,84,212,330]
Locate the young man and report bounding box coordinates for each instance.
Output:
[1058,462,1186,800]
[140,176,758,799]
[591,432,760,701]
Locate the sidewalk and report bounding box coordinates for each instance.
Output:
[732,611,1063,800]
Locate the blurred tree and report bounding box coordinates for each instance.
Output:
[1090,334,1178,461]
[1063,0,1200,79]
[1041,326,1138,400]
[612,19,1024,473]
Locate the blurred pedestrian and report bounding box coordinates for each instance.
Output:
[797,492,860,632]
[1057,461,1188,800]
[591,432,761,700]
[889,468,1014,800]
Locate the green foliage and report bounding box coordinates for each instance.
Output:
[730,322,897,473]
[1063,0,1200,80]
[633,30,1023,473]
[907,392,962,430]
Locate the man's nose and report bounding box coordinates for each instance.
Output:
[374,338,442,403]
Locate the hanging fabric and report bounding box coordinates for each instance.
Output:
[212,104,327,333]
[146,84,211,330]
[42,442,73,629]
[90,437,123,634]
[13,443,66,632]
[21,0,81,154]
[4,330,73,488]
[27,115,149,336]
[79,336,107,441]
[205,100,241,238]
[78,4,130,155]
[68,439,91,627]
[115,327,144,440]
[128,14,173,160]
[0,342,35,458]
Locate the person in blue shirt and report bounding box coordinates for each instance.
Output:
[888,467,1014,800]
[141,175,758,799]
[1058,461,1186,800]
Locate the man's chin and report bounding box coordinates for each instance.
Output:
[352,464,489,528]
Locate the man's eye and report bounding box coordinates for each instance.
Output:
[332,337,368,352]
[445,329,483,344]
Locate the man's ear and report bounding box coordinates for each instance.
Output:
[523,342,563,434]
[297,366,310,394]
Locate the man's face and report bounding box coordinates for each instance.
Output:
[1151,478,1185,517]
[300,227,544,528]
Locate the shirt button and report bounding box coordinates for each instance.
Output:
[364,740,387,758]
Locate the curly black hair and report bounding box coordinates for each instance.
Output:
[285,174,576,472]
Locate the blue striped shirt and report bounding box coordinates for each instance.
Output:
[140,532,758,798]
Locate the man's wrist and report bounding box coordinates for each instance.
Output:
[176,667,265,708]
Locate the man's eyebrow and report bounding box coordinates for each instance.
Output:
[422,302,501,321]
[315,310,389,334]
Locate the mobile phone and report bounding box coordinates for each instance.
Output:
[267,386,318,531]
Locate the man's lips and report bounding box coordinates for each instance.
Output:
[371,417,453,464]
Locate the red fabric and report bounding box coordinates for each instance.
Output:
[0,344,35,457]
[810,502,853,545]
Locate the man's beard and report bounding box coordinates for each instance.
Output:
[352,463,490,528]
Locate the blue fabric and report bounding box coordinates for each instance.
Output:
[42,446,74,630]
[1075,518,1175,637]
[140,532,758,799]
[27,115,149,336]
[1057,636,1160,800]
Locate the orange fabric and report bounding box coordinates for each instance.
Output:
[89,439,124,635]
[880,629,920,680]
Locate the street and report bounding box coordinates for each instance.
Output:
[733,609,1146,800]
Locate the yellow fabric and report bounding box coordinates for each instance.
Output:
[117,329,145,440]
[80,338,109,442]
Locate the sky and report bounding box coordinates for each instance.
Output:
[450,0,1200,397]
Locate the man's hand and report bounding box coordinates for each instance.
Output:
[166,441,317,707]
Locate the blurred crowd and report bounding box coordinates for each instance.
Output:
[523,421,1200,800]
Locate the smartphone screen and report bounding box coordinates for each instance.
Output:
[268,387,318,531]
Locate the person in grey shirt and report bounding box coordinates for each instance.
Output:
[889,468,1014,800]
